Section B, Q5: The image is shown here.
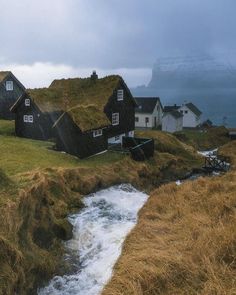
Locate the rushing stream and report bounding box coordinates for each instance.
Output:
[38,149,230,295]
[38,184,148,295]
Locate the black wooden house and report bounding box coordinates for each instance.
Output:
[0,71,25,119]
[11,73,137,158]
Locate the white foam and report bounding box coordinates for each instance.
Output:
[38,184,148,295]
[176,180,182,186]
[197,148,218,157]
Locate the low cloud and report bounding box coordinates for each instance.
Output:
[0,62,151,88]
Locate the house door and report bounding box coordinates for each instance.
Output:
[154,117,157,127]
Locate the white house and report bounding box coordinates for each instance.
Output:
[135,97,163,128]
[162,110,183,133]
[178,102,202,128]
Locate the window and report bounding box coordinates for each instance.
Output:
[28,115,33,123]
[23,115,28,123]
[115,135,120,141]
[25,99,30,106]
[135,117,139,122]
[185,110,188,114]
[117,89,124,101]
[23,115,33,123]
[112,113,119,125]
[6,81,13,91]
[145,117,149,123]
[93,129,103,137]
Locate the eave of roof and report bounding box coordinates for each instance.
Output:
[163,105,180,113]
[163,110,183,119]
[135,97,161,114]
[185,103,202,116]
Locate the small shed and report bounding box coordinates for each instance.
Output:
[162,110,183,133]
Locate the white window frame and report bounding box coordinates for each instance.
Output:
[23,115,34,123]
[25,98,31,106]
[23,115,28,123]
[117,89,124,101]
[28,115,34,123]
[6,81,13,91]
[112,113,119,126]
[93,129,103,137]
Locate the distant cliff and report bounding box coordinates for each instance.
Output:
[149,55,236,89]
[132,55,236,127]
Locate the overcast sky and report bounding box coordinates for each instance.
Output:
[0,0,236,88]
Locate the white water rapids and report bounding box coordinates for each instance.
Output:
[38,184,148,295]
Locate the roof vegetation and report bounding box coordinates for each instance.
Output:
[28,75,123,131]
[0,71,10,83]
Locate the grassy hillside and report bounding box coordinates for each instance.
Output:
[0,124,204,294]
[102,141,236,295]
[0,120,15,136]
[0,135,125,176]
[174,126,230,150]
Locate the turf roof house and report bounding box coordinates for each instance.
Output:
[11,72,137,158]
[0,71,25,119]
[135,97,163,129]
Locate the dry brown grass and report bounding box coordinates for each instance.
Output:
[102,141,236,295]
[0,130,203,294]
[174,126,230,150]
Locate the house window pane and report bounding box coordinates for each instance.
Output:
[112,113,119,125]
[93,129,103,137]
[135,117,139,122]
[117,89,124,101]
[25,99,30,106]
[23,115,28,122]
[145,117,149,123]
[28,115,34,123]
[6,81,13,91]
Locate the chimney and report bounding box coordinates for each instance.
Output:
[91,70,98,81]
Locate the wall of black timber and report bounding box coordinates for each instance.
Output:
[0,74,25,119]
[104,80,135,138]
[123,137,154,161]
[54,114,108,159]
[14,99,61,140]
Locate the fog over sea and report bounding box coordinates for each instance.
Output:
[132,55,236,127]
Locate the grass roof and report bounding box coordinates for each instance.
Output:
[28,75,122,131]
[0,71,10,83]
